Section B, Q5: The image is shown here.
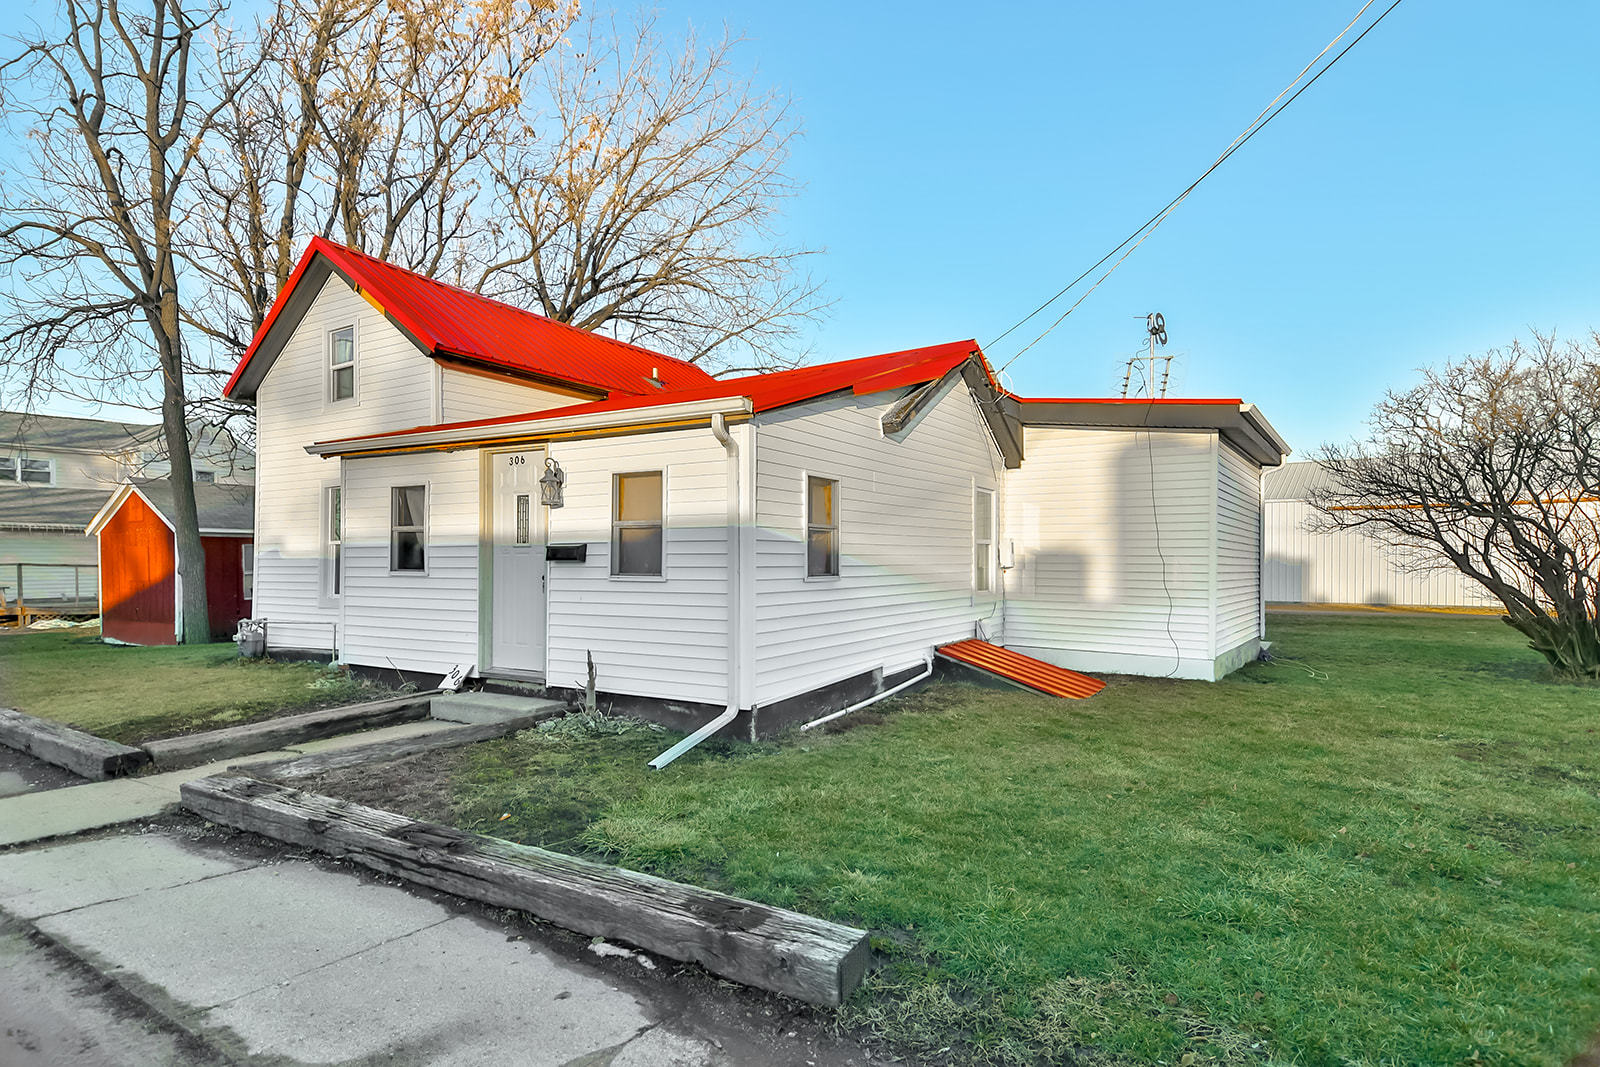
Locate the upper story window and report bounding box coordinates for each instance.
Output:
[194,470,215,484]
[2,456,55,485]
[807,475,839,578]
[329,325,356,402]
[612,471,663,576]
[974,487,996,593]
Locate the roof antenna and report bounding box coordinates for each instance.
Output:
[1121,312,1173,398]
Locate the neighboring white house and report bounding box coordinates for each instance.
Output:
[1264,460,1498,608]
[226,237,1289,736]
[0,411,253,613]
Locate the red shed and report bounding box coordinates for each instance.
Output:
[86,480,255,645]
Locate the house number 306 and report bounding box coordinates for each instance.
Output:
[509,455,526,466]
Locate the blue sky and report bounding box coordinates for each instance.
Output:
[17,1,1597,455]
[668,0,1599,452]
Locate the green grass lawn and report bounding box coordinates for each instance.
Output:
[0,628,388,744]
[298,614,1600,1066]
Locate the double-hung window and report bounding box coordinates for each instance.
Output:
[17,458,52,485]
[974,487,996,593]
[327,487,343,594]
[241,542,254,601]
[0,456,14,482]
[806,476,839,578]
[329,325,356,402]
[391,485,426,572]
[611,472,663,576]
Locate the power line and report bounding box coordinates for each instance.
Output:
[986,0,1406,377]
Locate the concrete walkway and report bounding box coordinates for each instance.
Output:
[0,829,876,1066]
[0,720,462,848]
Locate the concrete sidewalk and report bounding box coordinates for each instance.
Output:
[0,720,463,848]
[0,829,874,1066]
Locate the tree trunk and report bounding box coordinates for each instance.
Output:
[154,290,211,644]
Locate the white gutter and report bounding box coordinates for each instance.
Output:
[798,654,934,732]
[306,396,755,457]
[648,411,744,770]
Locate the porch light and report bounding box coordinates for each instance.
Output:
[540,457,566,508]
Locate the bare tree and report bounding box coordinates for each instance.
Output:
[1313,332,1600,677]
[478,14,825,372]
[0,0,258,643]
[188,0,572,358]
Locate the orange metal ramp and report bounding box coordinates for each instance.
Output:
[936,640,1106,699]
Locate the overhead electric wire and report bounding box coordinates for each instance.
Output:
[987,0,1406,377]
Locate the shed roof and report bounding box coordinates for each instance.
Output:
[1264,460,1341,500]
[224,237,718,402]
[86,480,255,536]
[0,411,155,455]
[1004,395,1290,467]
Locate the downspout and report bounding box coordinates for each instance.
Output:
[649,412,741,769]
[798,654,934,732]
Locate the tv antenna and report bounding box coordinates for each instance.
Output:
[1121,312,1174,398]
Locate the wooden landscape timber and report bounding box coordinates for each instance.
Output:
[0,706,148,779]
[250,710,564,780]
[181,775,872,1008]
[141,693,437,770]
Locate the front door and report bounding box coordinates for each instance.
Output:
[490,450,546,673]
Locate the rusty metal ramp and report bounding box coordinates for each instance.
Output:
[936,640,1105,699]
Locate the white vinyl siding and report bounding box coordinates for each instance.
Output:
[1004,426,1216,679]
[253,273,434,653]
[339,450,480,673]
[1216,442,1263,651]
[1264,499,1499,607]
[439,368,582,422]
[544,428,731,705]
[0,530,98,602]
[752,381,1003,705]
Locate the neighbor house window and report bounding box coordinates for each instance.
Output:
[194,469,215,484]
[329,325,356,401]
[974,487,995,593]
[0,456,14,482]
[391,485,425,571]
[19,458,53,486]
[611,471,663,576]
[807,475,839,577]
[241,542,254,601]
[327,486,343,595]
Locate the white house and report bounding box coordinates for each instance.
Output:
[226,238,1289,736]
[1264,460,1499,608]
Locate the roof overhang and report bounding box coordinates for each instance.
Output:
[1004,397,1290,467]
[85,482,174,536]
[307,396,757,458]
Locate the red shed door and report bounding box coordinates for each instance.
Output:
[202,536,251,640]
[101,493,177,646]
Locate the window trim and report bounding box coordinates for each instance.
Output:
[16,456,54,487]
[973,485,996,595]
[610,470,666,580]
[328,323,357,404]
[241,541,254,601]
[325,484,344,597]
[389,483,428,575]
[804,473,841,580]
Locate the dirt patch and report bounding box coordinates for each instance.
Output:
[288,748,462,826]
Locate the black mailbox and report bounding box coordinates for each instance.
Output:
[546,543,588,562]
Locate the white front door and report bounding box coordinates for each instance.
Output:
[490,450,546,673]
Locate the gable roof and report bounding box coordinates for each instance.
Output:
[0,411,155,455]
[305,340,999,457]
[224,237,718,402]
[86,480,255,536]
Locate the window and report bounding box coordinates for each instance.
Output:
[194,469,215,484]
[0,456,14,482]
[390,485,425,571]
[611,471,663,576]
[327,486,343,595]
[329,325,356,401]
[18,458,52,486]
[807,476,839,577]
[241,542,254,601]
[974,487,995,593]
[515,494,531,546]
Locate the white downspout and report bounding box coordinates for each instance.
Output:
[649,412,741,770]
[798,654,934,732]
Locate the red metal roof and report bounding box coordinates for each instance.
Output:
[311,340,985,448]
[224,237,717,399]
[937,639,1105,699]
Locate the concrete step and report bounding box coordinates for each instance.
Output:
[431,691,567,726]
